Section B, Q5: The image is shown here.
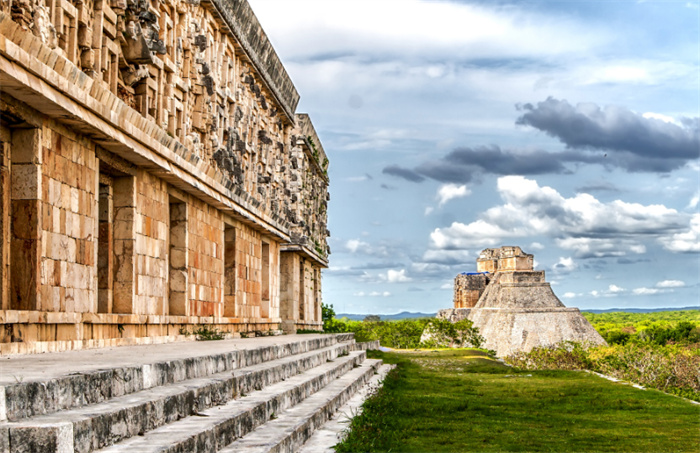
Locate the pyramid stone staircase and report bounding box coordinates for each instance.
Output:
[0,334,389,453]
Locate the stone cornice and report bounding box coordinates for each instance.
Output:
[204,0,300,123]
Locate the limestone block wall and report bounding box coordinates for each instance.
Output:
[185,196,224,318]
[40,124,99,314]
[134,170,168,315]
[0,0,330,354]
[279,252,323,331]
[453,273,488,309]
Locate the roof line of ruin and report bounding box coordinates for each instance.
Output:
[205,0,301,123]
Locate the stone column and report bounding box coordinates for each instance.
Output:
[112,176,136,314]
[0,135,9,310]
[10,128,43,310]
[279,252,300,333]
[168,201,188,316]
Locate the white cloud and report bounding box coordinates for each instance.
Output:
[424,207,434,216]
[552,257,577,273]
[656,280,686,288]
[633,287,662,295]
[429,176,690,258]
[345,239,370,253]
[563,292,579,299]
[688,191,700,209]
[249,0,607,63]
[608,284,626,294]
[643,112,685,127]
[346,175,372,182]
[530,242,545,250]
[381,269,412,283]
[659,213,700,253]
[437,184,471,207]
[430,219,526,249]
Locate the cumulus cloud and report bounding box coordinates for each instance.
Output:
[437,184,471,206]
[658,213,700,253]
[608,284,626,294]
[380,269,412,283]
[345,239,371,253]
[428,176,693,258]
[516,98,700,172]
[632,287,663,295]
[656,280,686,288]
[552,257,577,273]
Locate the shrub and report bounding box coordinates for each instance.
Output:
[506,341,700,402]
[419,318,484,349]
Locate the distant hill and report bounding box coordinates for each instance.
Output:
[336,311,436,321]
[583,306,700,314]
[336,306,699,321]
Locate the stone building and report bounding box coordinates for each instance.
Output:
[0,0,330,354]
[439,246,606,356]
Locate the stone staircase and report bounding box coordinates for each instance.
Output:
[0,334,390,453]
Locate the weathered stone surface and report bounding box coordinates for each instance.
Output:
[0,0,328,352]
[442,246,606,356]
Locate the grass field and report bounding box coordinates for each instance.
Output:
[336,349,700,452]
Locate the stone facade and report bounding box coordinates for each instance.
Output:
[440,246,606,356]
[0,0,328,354]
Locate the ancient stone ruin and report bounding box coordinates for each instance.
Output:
[438,246,606,356]
[0,0,330,354]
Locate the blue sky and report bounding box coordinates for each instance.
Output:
[248,0,700,314]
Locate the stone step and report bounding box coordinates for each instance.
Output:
[298,363,395,453]
[1,335,350,423]
[219,359,383,453]
[97,351,368,453]
[349,340,380,351]
[1,342,355,453]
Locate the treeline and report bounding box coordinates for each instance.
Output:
[321,304,482,349]
[582,310,700,346]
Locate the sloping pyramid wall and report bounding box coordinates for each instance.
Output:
[440,248,606,357]
[473,272,605,356]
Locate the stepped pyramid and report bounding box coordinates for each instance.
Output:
[440,246,606,356]
[0,334,391,452]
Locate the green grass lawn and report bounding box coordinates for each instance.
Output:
[336,349,700,452]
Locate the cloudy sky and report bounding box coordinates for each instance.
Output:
[248,0,699,314]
